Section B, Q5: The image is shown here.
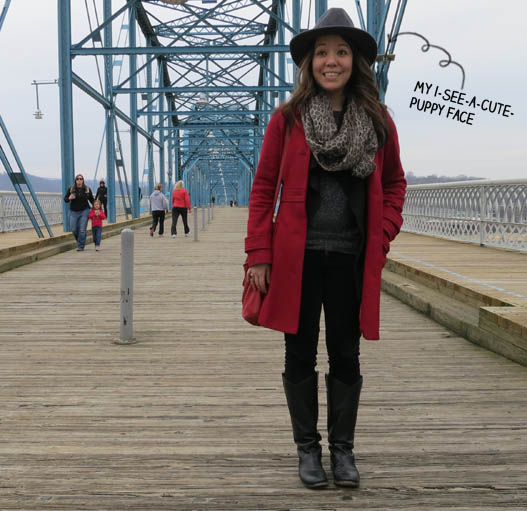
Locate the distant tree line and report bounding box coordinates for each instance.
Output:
[1,170,486,193]
[0,171,63,193]
[405,171,484,185]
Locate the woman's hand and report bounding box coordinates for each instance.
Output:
[248,263,271,294]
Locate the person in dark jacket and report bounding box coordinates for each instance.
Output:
[245,8,406,489]
[95,180,108,216]
[64,174,94,251]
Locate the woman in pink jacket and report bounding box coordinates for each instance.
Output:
[170,180,192,238]
[245,8,406,489]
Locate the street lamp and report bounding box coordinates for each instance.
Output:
[31,79,58,120]
[195,92,208,107]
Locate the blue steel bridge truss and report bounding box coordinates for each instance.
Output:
[57,0,408,229]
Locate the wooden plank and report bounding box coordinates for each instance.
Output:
[0,207,526,510]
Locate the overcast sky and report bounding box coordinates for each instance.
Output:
[0,0,525,182]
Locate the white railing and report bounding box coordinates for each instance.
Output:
[0,191,149,233]
[402,179,527,252]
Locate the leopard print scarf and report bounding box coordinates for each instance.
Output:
[301,93,378,176]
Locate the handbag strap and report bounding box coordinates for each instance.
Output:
[272,127,291,223]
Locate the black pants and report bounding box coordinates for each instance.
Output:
[151,210,166,235]
[100,199,107,216]
[171,207,190,235]
[284,250,362,386]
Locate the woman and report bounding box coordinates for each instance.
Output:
[245,8,406,488]
[64,174,95,251]
[170,180,192,238]
[95,180,108,216]
[149,183,169,237]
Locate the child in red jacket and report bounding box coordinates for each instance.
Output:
[88,200,106,251]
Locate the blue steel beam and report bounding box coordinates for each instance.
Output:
[158,60,166,191]
[0,0,11,32]
[104,0,116,223]
[0,115,54,237]
[138,110,272,116]
[155,124,262,130]
[71,45,290,56]
[315,0,328,21]
[129,1,140,217]
[58,0,75,231]
[114,85,292,94]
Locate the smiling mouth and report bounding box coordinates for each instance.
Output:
[323,72,340,78]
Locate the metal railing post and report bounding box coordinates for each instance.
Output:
[479,185,486,246]
[118,229,135,344]
[207,202,211,223]
[193,207,198,241]
[202,206,206,230]
[0,193,5,233]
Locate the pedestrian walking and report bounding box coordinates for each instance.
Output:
[170,180,192,238]
[149,183,169,237]
[95,180,108,216]
[64,174,95,252]
[88,199,106,251]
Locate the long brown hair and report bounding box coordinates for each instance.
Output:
[280,43,389,146]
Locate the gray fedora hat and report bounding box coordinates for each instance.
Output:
[289,8,377,66]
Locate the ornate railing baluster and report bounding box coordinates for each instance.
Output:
[402,179,527,252]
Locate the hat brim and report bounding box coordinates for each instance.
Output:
[290,26,377,66]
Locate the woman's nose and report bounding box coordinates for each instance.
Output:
[325,53,337,65]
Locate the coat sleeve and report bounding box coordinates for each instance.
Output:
[381,114,407,254]
[245,111,285,267]
[185,190,192,211]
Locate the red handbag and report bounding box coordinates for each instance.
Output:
[242,262,263,325]
[242,130,290,326]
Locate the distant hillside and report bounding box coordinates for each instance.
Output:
[2,170,486,193]
[0,171,62,193]
[406,172,484,185]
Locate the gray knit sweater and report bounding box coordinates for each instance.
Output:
[304,110,366,255]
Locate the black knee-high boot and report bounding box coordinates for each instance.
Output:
[282,372,328,488]
[326,374,362,487]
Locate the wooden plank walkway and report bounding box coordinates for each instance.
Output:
[0,207,526,510]
[390,232,527,305]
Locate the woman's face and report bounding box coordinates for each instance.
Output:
[75,175,84,186]
[312,34,353,99]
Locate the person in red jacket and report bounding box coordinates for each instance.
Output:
[170,180,192,238]
[88,200,106,251]
[245,8,406,489]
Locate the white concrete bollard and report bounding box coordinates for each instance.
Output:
[202,206,206,230]
[207,203,211,223]
[118,229,136,344]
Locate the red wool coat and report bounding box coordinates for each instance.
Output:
[245,109,406,340]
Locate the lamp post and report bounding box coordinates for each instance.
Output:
[31,79,58,119]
